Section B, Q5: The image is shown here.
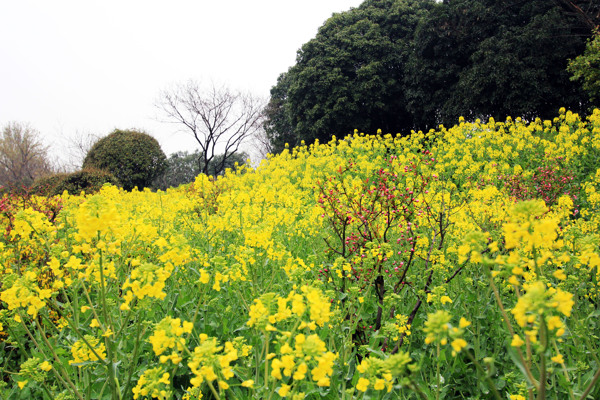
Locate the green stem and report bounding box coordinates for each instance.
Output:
[583,335,600,366]
[436,342,441,400]
[489,272,540,389]
[113,306,134,339]
[207,380,221,400]
[339,342,349,400]
[123,317,146,397]
[236,287,250,312]
[40,382,54,399]
[466,350,503,400]
[49,303,106,364]
[579,367,600,400]
[552,341,575,400]
[58,286,76,317]
[24,318,84,400]
[81,280,104,327]
[98,248,120,400]
[168,287,206,388]
[409,379,429,400]
[537,318,548,400]
[264,333,270,385]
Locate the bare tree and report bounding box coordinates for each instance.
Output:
[63,129,101,171]
[156,80,265,176]
[0,122,53,187]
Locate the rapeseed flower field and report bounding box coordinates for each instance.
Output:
[1,108,600,399]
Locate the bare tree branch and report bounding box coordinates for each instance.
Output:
[553,0,600,31]
[156,80,266,176]
[59,129,101,171]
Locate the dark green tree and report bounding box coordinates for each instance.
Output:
[153,150,248,190]
[266,0,595,149]
[266,0,432,148]
[83,129,166,191]
[552,0,599,32]
[204,151,247,177]
[406,0,592,126]
[264,73,296,154]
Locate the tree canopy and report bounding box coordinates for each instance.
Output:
[83,129,166,191]
[265,0,595,151]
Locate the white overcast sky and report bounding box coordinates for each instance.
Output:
[0,0,364,167]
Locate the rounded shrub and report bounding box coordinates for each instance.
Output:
[83,129,167,191]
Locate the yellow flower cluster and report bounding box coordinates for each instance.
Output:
[121,262,174,310]
[74,190,122,243]
[247,286,332,331]
[426,286,453,306]
[148,316,193,364]
[382,313,412,343]
[355,351,415,393]
[10,207,56,242]
[132,366,171,400]
[270,333,337,389]
[0,271,52,318]
[424,311,471,355]
[1,207,58,278]
[17,357,52,385]
[187,335,251,390]
[69,335,107,366]
[510,281,573,343]
[503,200,559,253]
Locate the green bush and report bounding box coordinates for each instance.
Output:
[83,129,166,191]
[30,173,70,195]
[153,150,249,190]
[32,168,120,196]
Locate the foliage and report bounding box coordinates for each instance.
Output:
[569,31,600,103]
[2,108,600,399]
[266,0,593,148]
[30,172,70,195]
[263,73,296,154]
[153,150,248,190]
[32,168,120,196]
[0,122,54,188]
[82,129,166,191]
[406,0,590,127]
[553,0,600,32]
[266,0,430,148]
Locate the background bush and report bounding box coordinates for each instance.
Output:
[32,168,120,196]
[83,129,166,191]
[153,150,248,190]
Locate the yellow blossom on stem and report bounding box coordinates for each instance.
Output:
[356,377,370,392]
[511,334,525,347]
[551,354,565,364]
